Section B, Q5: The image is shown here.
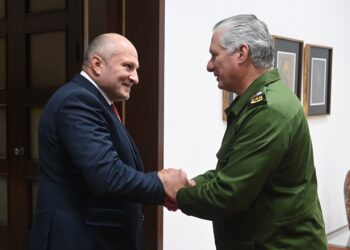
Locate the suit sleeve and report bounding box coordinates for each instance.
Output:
[177,107,290,220]
[56,91,165,205]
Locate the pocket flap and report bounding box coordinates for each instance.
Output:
[84,208,128,227]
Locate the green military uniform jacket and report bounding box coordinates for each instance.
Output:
[177,69,327,250]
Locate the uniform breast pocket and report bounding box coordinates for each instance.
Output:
[216,143,233,168]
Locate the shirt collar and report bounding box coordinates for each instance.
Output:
[225,68,281,117]
[80,70,113,105]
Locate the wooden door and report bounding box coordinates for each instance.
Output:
[1,0,164,249]
[0,0,83,249]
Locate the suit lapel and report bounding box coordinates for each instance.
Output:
[123,129,144,171]
[72,74,144,171]
[72,74,112,111]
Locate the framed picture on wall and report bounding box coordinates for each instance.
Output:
[222,91,237,121]
[303,44,333,116]
[272,36,303,99]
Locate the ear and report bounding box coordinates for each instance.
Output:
[91,55,103,76]
[237,44,249,63]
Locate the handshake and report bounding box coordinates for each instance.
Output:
[157,168,195,211]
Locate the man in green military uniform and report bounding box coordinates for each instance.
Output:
[172,14,327,249]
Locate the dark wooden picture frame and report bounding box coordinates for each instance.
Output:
[272,36,303,99]
[303,44,333,116]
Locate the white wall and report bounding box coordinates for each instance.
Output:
[164,0,350,249]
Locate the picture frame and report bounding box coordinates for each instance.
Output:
[222,91,237,121]
[303,44,333,116]
[272,36,304,99]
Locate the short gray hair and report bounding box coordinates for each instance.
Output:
[82,34,117,66]
[213,14,274,68]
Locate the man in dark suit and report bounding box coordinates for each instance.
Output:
[30,33,187,250]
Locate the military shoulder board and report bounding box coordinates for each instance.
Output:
[248,91,267,109]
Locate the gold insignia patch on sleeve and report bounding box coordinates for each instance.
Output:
[248,91,267,109]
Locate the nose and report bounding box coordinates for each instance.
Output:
[129,71,139,85]
[207,59,214,72]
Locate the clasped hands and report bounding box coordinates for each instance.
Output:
[158,168,195,211]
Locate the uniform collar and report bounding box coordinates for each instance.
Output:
[225,68,281,117]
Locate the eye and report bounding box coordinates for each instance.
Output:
[124,64,132,70]
[210,51,218,59]
[210,53,217,62]
[123,62,139,72]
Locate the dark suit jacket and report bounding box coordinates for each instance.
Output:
[30,74,165,250]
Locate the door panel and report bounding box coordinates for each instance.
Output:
[0,0,4,19]
[0,38,5,89]
[28,0,66,13]
[29,31,66,87]
[29,108,42,161]
[0,107,6,160]
[28,108,41,225]
[0,174,8,226]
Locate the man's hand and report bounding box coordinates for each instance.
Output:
[158,168,189,210]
